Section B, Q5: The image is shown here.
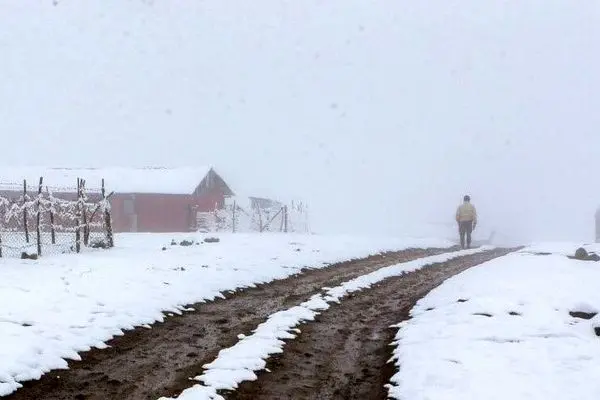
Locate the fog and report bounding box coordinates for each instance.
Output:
[1,1,600,243]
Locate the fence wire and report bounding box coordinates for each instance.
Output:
[0,180,113,258]
[197,200,310,233]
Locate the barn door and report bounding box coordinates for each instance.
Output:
[123,197,138,232]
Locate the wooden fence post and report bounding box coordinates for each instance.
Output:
[75,178,81,253]
[102,179,114,248]
[81,179,89,246]
[23,180,29,243]
[36,177,43,256]
[232,200,237,233]
[257,208,264,232]
[47,187,56,245]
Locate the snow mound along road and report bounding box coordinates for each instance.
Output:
[388,244,600,400]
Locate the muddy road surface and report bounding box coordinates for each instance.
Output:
[227,248,515,400]
[6,247,455,400]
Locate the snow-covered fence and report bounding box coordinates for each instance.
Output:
[197,197,310,233]
[0,177,114,258]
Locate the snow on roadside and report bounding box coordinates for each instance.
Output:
[522,241,600,256]
[161,246,493,400]
[387,245,600,400]
[0,232,453,397]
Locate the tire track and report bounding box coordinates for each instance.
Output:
[227,248,516,400]
[6,247,455,400]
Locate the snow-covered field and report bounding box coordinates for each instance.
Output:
[163,246,492,400]
[388,243,600,400]
[0,232,452,396]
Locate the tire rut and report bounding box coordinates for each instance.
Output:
[5,247,455,400]
[226,248,516,400]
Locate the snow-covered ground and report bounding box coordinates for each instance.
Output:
[162,246,492,400]
[523,241,599,257]
[0,232,452,396]
[388,243,600,400]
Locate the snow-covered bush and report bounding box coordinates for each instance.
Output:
[199,197,310,233]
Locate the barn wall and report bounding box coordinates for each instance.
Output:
[110,195,133,233]
[0,188,228,234]
[111,192,225,233]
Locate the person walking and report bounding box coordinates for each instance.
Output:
[456,195,477,249]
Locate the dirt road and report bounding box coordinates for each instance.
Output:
[227,248,515,400]
[6,247,454,400]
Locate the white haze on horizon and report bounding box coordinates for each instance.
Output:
[1,0,599,244]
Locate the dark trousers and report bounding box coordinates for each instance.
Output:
[459,221,474,249]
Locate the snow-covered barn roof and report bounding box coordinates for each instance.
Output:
[0,166,214,194]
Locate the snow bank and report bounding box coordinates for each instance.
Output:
[0,232,452,396]
[162,246,493,400]
[388,244,600,400]
[523,241,600,256]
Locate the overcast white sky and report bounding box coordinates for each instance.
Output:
[1,0,600,243]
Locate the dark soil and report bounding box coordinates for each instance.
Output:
[226,248,516,400]
[570,311,598,320]
[6,247,455,400]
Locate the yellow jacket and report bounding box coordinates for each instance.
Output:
[456,202,477,223]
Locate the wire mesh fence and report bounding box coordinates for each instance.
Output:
[0,177,114,258]
[196,197,310,233]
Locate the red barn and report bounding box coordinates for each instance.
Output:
[0,166,234,233]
